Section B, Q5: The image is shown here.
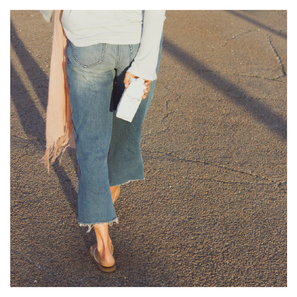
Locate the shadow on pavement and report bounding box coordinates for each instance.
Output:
[10,21,92,249]
[163,36,287,142]
[226,10,287,40]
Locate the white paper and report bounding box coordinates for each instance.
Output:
[116,78,145,122]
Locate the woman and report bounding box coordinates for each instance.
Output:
[42,10,165,272]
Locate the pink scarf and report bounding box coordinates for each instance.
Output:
[40,10,75,169]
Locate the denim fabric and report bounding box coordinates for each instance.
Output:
[66,38,162,226]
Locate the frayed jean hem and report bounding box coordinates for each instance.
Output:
[79,218,119,233]
[110,177,145,188]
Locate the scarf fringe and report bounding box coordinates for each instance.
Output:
[39,125,73,172]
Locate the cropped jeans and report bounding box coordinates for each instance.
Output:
[65,38,162,229]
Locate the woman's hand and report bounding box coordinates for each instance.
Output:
[124,72,152,100]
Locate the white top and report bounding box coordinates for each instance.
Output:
[61,10,165,80]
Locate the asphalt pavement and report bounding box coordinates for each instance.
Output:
[10,10,287,287]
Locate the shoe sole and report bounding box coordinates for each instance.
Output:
[90,245,116,273]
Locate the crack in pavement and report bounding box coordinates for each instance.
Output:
[11,248,80,286]
[222,28,286,80]
[176,176,286,189]
[11,134,46,143]
[11,248,58,277]
[160,64,286,82]
[159,83,181,123]
[142,149,286,187]
[267,36,286,79]
[222,28,261,47]
[160,110,176,122]
[11,121,286,190]
[11,152,30,166]
[11,248,106,286]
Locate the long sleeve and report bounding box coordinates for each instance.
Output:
[127,10,165,81]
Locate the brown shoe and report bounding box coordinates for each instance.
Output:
[90,244,116,273]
